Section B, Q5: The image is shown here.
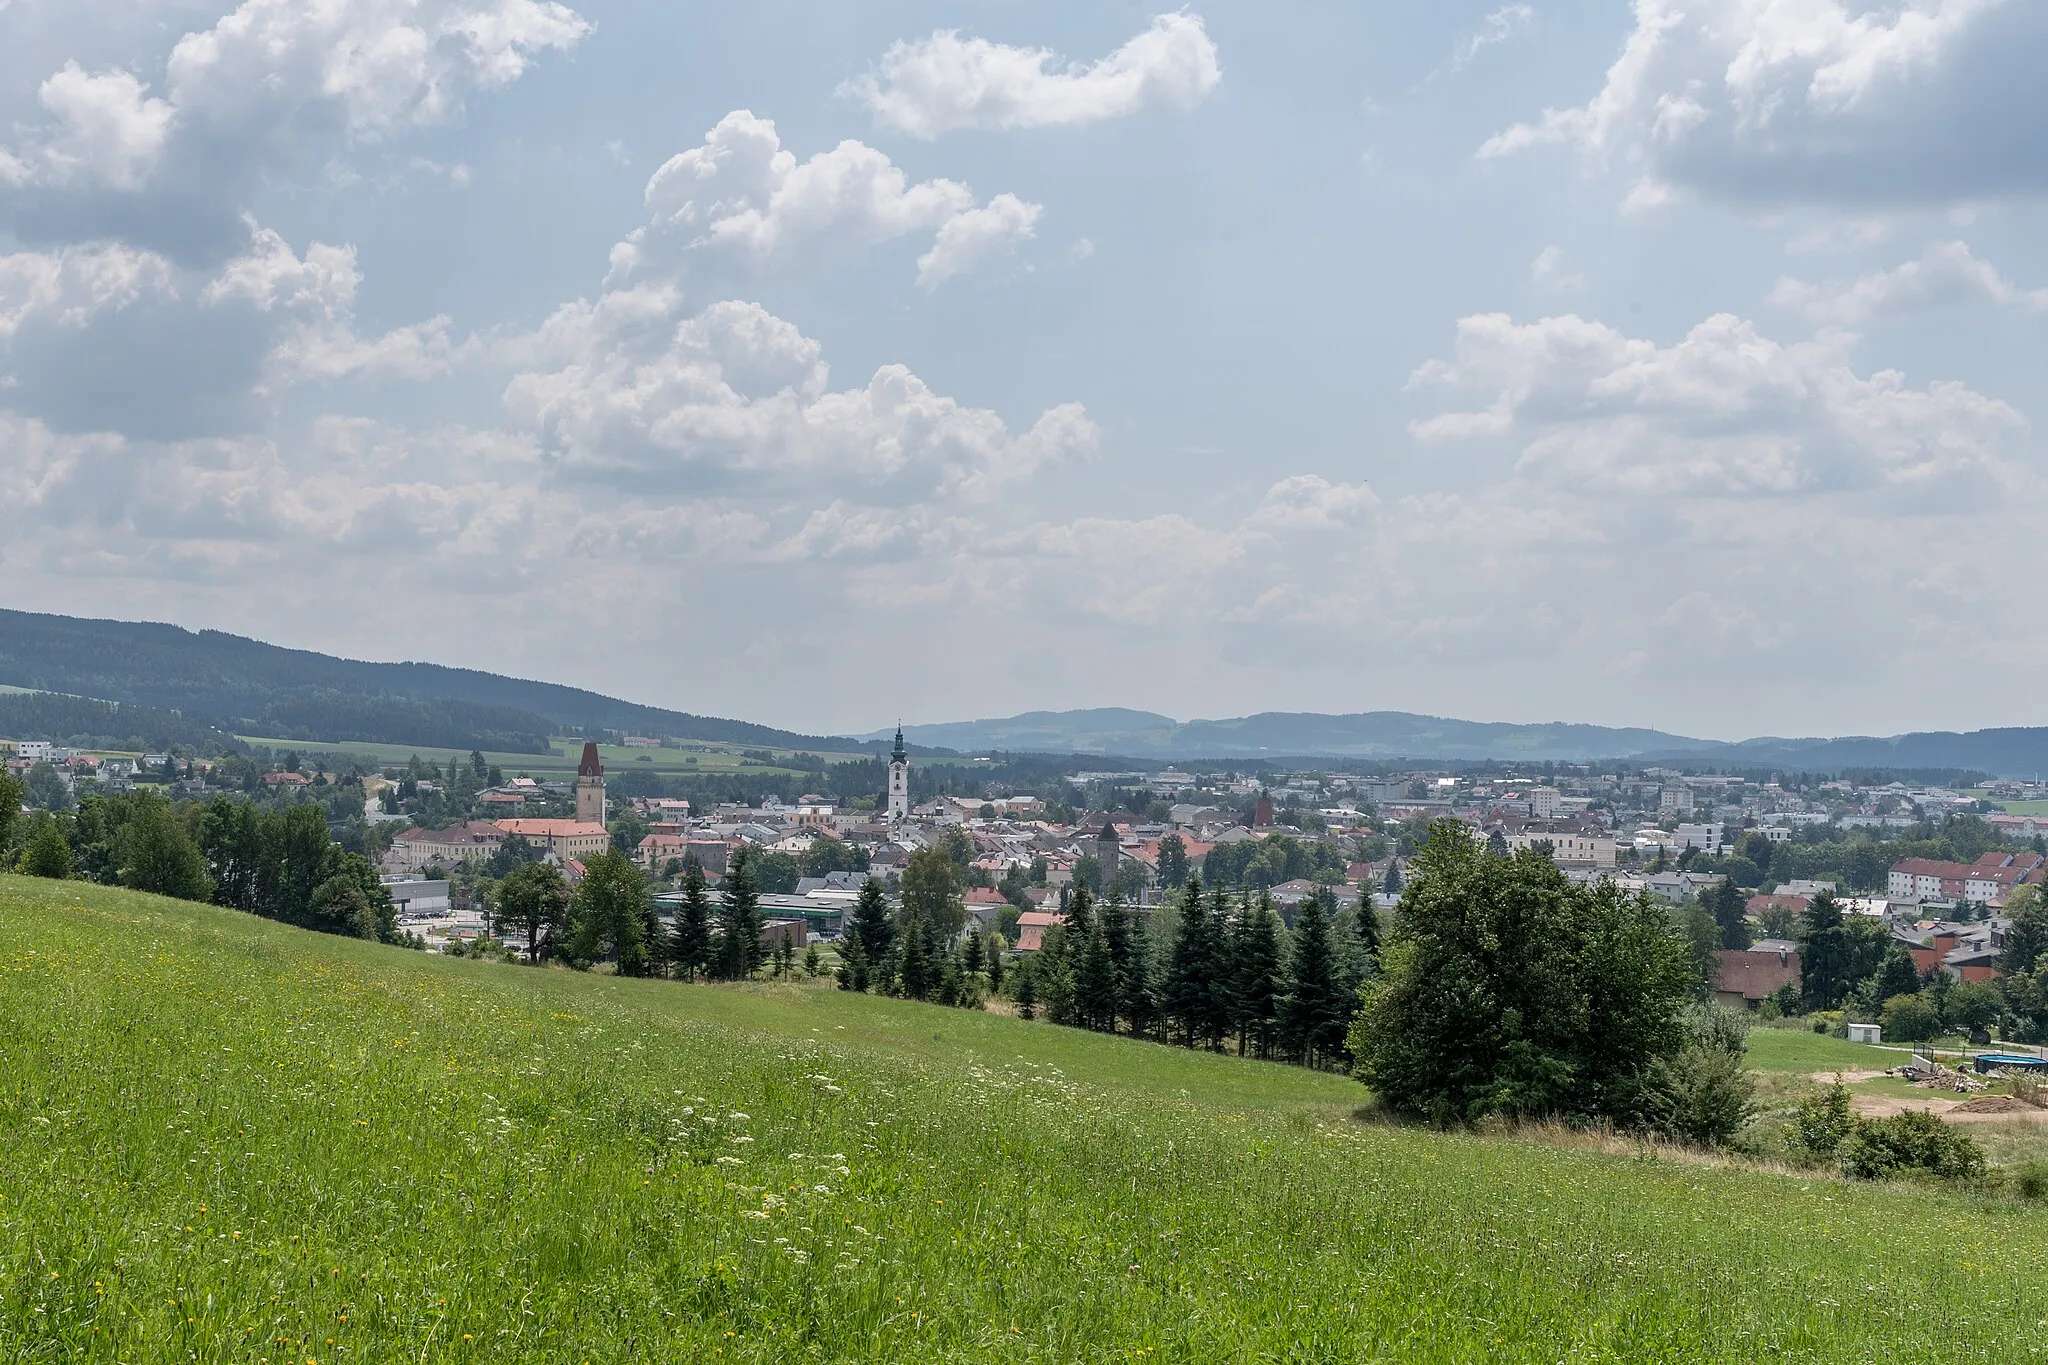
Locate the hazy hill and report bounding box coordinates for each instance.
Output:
[875,709,1723,763]
[0,608,853,754]
[878,708,2048,775]
[5,608,2043,773]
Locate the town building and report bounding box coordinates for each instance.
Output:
[887,727,910,824]
[388,821,507,873]
[496,817,611,863]
[574,741,607,825]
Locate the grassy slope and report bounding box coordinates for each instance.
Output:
[3,881,2046,1362]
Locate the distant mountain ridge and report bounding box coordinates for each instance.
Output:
[873,710,2048,776]
[869,710,1723,763]
[4,608,2043,774]
[0,608,857,755]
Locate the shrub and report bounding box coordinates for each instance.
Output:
[1788,1079,1856,1161]
[1649,1007,1758,1148]
[2014,1160,2048,1202]
[1881,993,1941,1045]
[1839,1111,1985,1182]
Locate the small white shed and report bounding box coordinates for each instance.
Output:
[1847,1023,1882,1045]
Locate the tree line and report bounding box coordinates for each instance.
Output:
[3,780,397,942]
[1022,881,1369,1067]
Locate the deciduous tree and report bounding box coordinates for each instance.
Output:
[496,861,571,964]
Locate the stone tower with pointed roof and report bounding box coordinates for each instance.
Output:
[574,741,607,826]
[887,726,910,824]
[1096,820,1121,885]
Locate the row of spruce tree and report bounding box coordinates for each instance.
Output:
[1024,881,1375,1067]
[830,871,1381,1069]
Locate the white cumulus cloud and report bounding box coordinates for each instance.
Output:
[846,13,1221,138]
[1479,0,2048,208]
[1410,309,2026,500]
[610,110,1042,292]
[0,0,589,260]
[1771,241,2048,325]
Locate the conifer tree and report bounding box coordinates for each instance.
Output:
[1015,956,1039,1020]
[1065,881,1097,938]
[899,917,933,1000]
[835,935,871,992]
[1230,892,1284,1059]
[963,931,986,976]
[848,876,895,968]
[669,861,713,979]
[1120,907,1157,1039]
[984,932,1006,992]
[1200,888,1236,1050]
[1162,878,1219,1048]
[713,845,765,980]
[1280,891,1350,1067]
[1075,921,1119,1032]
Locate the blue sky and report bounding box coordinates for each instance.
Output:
[2,0,2043,740]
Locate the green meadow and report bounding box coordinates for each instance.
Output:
[6,878,2048,1362]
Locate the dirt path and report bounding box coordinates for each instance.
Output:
[1811,1069,1893,1084]
[1848,1093,2048,1124]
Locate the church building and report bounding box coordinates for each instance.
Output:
[887,727,910,824]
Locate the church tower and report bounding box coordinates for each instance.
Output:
[575,741,607,826]
[887,727,910,824]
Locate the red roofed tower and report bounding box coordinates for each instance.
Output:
[575,741,606,825]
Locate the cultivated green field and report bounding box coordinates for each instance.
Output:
[7,879,2048,1361]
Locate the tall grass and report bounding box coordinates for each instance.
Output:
[3,875,2045,1361]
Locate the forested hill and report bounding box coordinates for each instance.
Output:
[0,609,854,754]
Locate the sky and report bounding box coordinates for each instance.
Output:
[1,0,2044,742]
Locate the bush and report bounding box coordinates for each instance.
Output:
[1881,992,1941,1045]
[1839,1111,1984,1182]
[1648,1007,1757,1148]
[1788,1079,1856,1161]
[2014,1160,2048,1202]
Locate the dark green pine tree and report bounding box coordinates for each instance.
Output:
[713,846,766,980]
[983,932,1006,993]
[1015,955,1039,1020]
[1162,879,1219,1049]
[962,931,986,976]
[1118,905,1157,1039]
[669,860,713,979]
[1199,889,1236,1050]
[1230,892,1284,1059]
[1279,891,1350,1067]
[1353,889,1382,967]
[1075,922,1120,1032]
[1798,889,1852,1010]
[898,917,934,1000]
[1065,881,1097,938]
[1701,877,1752,950]
[835,934,871,992]
[849,876,895,968]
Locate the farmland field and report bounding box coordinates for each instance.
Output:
[6,879,2048,1361]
